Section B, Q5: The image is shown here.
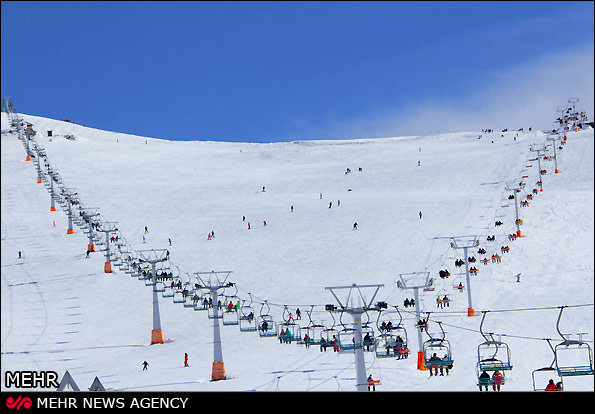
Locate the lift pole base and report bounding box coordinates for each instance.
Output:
[467,308,475,317]
[104,262,112,273]
[50,207,56,211]
[26,156,31,161]
[151,329,164,345]
[67,228,74,234]
[417,352,427,370]
[211,361,226,381]
[87,243,96,252]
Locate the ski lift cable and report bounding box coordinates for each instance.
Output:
[400,306,594,344]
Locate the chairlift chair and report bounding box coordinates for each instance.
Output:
[153,281,165,293]
[239,296,257,331]
[320,311,340,351]
[423,338,454,369]
[554,307,595,377]
[223,306,240,326]
[532,339,564,391]
[375,307,408,359]
[422,319,454,370]
[477,312,513,372]
[257,302,277,337]
[277,306,301,343]
[183,289,196,308]
[173,289,187,304]
[207,296,224,319]
[298,306,325,345]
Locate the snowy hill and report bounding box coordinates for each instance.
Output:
[1,112,593,392]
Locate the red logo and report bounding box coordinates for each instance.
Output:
[6,396,32,411]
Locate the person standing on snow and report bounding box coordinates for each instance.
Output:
[142,361,149,370]
[419,211,422,219]
[184,353,189,367]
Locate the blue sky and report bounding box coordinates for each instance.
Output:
[1,1,593,142]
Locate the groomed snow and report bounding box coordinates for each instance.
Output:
[1,112,593,391]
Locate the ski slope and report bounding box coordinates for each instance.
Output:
[1,112,593,392]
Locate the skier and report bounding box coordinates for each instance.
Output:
[262,186,265,192]
[329,202,332,209]
[291,205,293,212]
[353,222,358,230]
[367,375,378,391]
[184,353,189,367]
[337,200,340,207]
[419,211,422,219]
[142,361,149,371]
[86,249,90,258]
[145,226,148,234]
[18,251,21,259]
[263,220,267,227]
[243,216,245,221]
[247,222,251,229]
[168,238,172,246]
[418,160,420,166]
[143,235,146,243]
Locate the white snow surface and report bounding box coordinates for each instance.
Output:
[1,112,593,392]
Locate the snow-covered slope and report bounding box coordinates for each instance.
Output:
[1,112,593,391]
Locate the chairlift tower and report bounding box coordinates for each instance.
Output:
[31,143,45,183]
[530,144,547,192]
[397,272,433,370]
[95,221,118,273]
[81,208,100,252]
[138,249,170,345]
[1,97,13,114]
[568,97,579,113]
[505,180,524,237]
[23,129,33,161]
[48,169,57,211]
[195,271,234,381]
[325,283,384,391]
[450,237,479,317]
[62,188,78,235]
[546,134,561,174]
